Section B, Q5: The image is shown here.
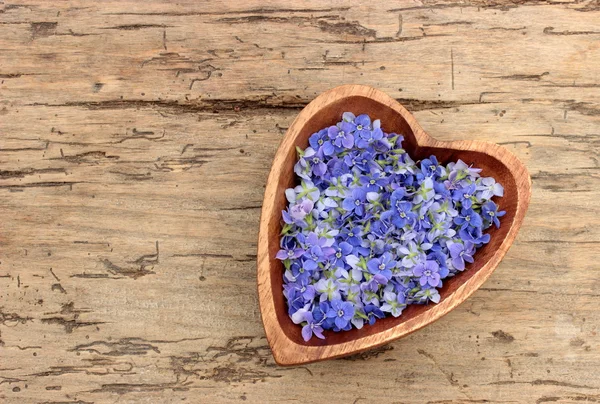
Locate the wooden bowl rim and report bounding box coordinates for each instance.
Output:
[257,84,531,366]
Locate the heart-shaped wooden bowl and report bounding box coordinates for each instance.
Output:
[257,85,531,366]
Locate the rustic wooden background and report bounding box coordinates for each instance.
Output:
[1,1,599,403]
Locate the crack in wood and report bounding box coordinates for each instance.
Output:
[494,72,549,81]
[71,338,161,356]
[388,0,582,12]
[544,26,600,35]
[0,309,33,326]
[0,167,67,179]
[488,379,599,389]
[340,344,393,361]
[114,128,166,143]
[103,6,351,17]
[102,24,171,30]
[211,13,379,39]
[99,241,159,279]
[59,151,120,165]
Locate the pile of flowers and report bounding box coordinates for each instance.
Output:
[276,112,505,341]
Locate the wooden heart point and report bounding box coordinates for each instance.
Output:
[257,85,531,365]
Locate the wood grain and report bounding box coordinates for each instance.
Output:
[1,0,599,403]
[258,84,531,365]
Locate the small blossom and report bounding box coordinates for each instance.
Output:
[301,311,325,341]
[327,299,355,329]
[482,200,506,228]
[413,260,441,287]
[448,241,475,271]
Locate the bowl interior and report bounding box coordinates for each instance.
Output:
[268,95,518,347]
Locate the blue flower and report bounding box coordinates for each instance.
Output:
[413,260,441,287]
[290,261,313,283]
[303,147,327,177]
[367,252,396,282]
[448,241,474,271]
[482,201,506,228]
[342,187,368,217]
[290,277,316,301]
[454,208,483,231]
[364,304,385,325]
[356,126,384,149]
[353,150,377,172]
[301,311,325,341]
[420,156,440,177]
[275,244,304,261]
[340,225,364,246]
[309,128,335,156]
[360,172,388,192]
[331,241,353,267]
[328,125,355,149]
[452,183,477,209]
[326,299,355,329]
[388,198,416,228]
[346,114,373,140]
[459,227,491,246]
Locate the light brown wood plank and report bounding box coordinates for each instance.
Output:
[1,0,599,403]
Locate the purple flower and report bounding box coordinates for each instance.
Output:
[342,187,368,216]
[328,125,354,149]
[275,244,304,261]
[304,147,327,177]
[477,177,504,200]
[360,172,388,192]
[367,252,396,282]
[420,156,440,177]
[454,208,483,231]
[345,114,373,139]
[427,250,450,278]
[288,199,314,222]
[301,311,325,341]
[326,299,355,329]
[413,260,441,287]
[354,150,377,172]
[482,201,506,228]
[448,241,475,271]
[452,183,477,209]
[364,304,385,325]
[309,128,335,156]
[356,126,384,149]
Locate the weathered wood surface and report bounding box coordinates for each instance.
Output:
[0,0,599,403]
